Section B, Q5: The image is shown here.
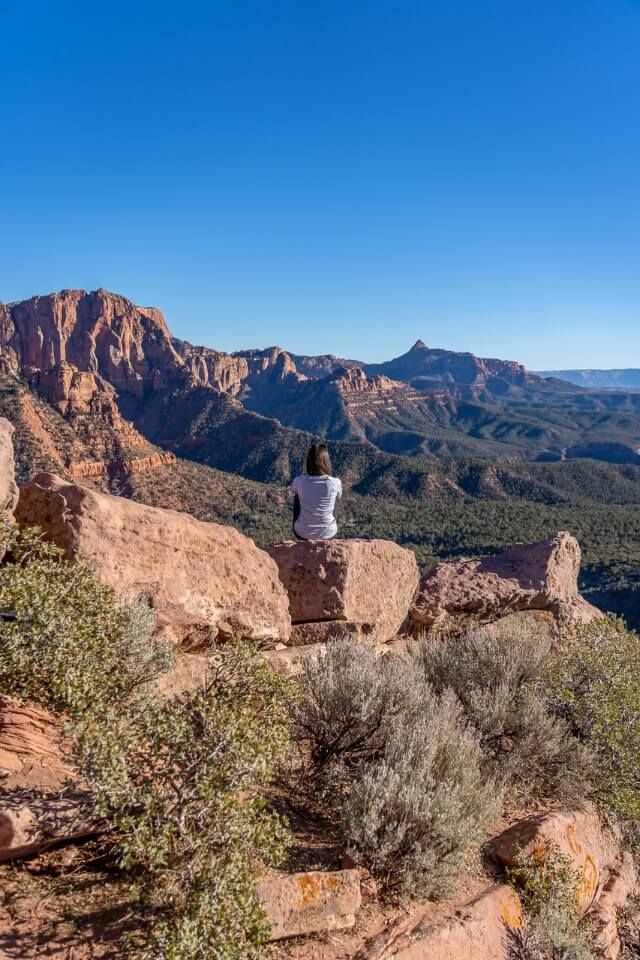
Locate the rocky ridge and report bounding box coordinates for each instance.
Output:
[6,287,629,473]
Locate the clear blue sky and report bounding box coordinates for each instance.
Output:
[1,0,639,368]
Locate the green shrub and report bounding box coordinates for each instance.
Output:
[507,843,595,960]
[296,639,500,897]
[412,619,593,803]
[549,617,640,842]
[0,524,294,959]
[77,644,293,960]
[0,523,172,716]
[342,687,501,898]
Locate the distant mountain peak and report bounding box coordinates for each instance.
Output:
[410,339,428,351]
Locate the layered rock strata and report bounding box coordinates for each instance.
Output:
[0,695,92,861]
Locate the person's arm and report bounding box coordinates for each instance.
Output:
[292,477,301,524]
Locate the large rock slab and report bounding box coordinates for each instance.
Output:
[267,539,419,643]
[492,807,628,916]
[385,884,522,960]
[257,869,361,941]
[0,417,18,520]
[410,532,603,634]
[0,695,92,861]
[16,473,291,646]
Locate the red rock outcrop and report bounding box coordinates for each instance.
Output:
[0,417,18,519]
[410,532,603,635]
[68,451,177,479]
[267,539,419,644]
[492,807,637,957]
[0,695,92,861]
[16,473,291,646]
[357,884,523,960]
[5,289,183,399]
[492,808,620,914]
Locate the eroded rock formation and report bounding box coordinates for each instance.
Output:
[410,532,603,635]
[492,807,637,958]
[16,473,291,646]
[0,417,18,519]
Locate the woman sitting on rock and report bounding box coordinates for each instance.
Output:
[292,443,342,541]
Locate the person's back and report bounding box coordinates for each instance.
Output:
[292,443,342,540]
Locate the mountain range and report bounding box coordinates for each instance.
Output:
[2,288,640,486]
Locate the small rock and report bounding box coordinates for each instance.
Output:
[257,869,361,941]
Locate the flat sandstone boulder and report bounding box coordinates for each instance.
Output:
[267,539,419,643]
[257,869,361,940]
[410,531,603,633]
[17,473,291,646]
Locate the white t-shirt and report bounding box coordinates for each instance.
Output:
[292,474,342,540]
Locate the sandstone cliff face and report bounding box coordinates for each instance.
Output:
[2,287,619,477]
[1,291,311,424]
[3,289,185,408]
[0,418,18,519]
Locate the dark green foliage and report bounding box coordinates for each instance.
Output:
[79,645,293,960]
[549,618,640,844]
[0,523,294,959]
[0,523,172,716]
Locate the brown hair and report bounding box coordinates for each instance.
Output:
[306,442,332,477]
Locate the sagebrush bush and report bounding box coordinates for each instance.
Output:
[412,619,593,803]
[294,637,419,777]
[0,524,294,959]
[0,523,172,715]
[549,617,640,842]
[507,842,595,960]
[297,639,500,897]
[343,687,501,898]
